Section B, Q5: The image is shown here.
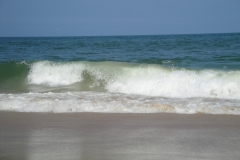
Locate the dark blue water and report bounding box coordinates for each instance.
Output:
[1,33,240,70]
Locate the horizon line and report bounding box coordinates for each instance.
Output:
[0,31,239,38]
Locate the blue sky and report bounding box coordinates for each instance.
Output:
[0,0,240,37]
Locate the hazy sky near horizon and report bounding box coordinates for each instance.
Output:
[0,0,240,37]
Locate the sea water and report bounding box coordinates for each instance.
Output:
[0,33,240,114]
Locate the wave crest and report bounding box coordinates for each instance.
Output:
[26,61,240,99]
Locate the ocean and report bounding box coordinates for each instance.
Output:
[0,33,240,114]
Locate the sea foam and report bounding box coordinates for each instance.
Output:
[0,92,240,114]
[28,61,85,86]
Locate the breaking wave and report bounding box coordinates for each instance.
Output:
[26,61,240,99]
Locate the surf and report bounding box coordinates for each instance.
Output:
[1,60,240,100]
[26,60,240,100]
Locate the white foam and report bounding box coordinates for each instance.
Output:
[28,61,85,86]
[0,92,240,114]
[106,67,240,100]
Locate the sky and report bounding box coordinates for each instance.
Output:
[0,0,240,37]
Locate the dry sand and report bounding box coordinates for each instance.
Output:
[1,112,240,160]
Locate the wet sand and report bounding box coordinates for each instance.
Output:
[1,112,240,160]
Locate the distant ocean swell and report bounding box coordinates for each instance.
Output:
[0,60,240,114]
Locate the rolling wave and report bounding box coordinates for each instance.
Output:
[1,60,240,99]
[24,60,240,99]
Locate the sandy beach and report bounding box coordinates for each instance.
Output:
[1,112,240,160]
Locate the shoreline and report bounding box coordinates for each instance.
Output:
[1,112,240,160]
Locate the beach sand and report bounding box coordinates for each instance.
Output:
[1,112,240,160]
